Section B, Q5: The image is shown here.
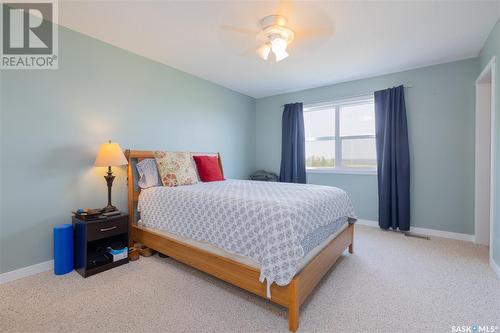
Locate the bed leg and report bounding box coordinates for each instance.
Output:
[288,279,299,332]
[348,242,354,254]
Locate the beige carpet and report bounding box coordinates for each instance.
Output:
[1,225,499,333]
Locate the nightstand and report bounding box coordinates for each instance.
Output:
[73,213,129,277]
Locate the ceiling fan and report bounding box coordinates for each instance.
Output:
[255,15,294,62]
[220,8,333,63]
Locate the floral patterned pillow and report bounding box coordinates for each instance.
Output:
[154,151,198,187]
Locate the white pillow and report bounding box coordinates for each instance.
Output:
[136,159,161,189]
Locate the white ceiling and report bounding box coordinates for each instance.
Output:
[59,1,500,98]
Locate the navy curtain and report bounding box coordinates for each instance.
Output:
[374,85,410,231]
[279,102,306,183]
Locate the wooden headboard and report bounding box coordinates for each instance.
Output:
[124,150,224,229]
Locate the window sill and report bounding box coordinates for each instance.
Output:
[306,168,377,175]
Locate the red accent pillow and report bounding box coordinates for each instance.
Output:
[193,155,224,182]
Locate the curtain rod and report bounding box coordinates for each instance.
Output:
[280,85,413,107]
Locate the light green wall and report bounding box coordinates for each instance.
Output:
[0,27,256,273]
[256,58,479,234]
[479,19,500,266]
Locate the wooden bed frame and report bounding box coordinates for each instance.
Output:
[125,150,354,332]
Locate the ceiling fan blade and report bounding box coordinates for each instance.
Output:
[295,28,333,39]
[276,0,295,19]
[237,46,257,57]
[220,25,259,36]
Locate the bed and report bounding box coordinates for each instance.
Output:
[125,150,356,332]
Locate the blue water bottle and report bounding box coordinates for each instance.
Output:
[53,224,74,275]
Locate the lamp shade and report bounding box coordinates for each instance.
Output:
[94,141,128,167]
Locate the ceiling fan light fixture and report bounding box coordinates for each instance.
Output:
[274,49,289,62]
[256,43,271,60]
[256,15,294,62]
[271,37,289,62]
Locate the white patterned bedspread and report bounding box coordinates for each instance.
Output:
[138,179,356,295]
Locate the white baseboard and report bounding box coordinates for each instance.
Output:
[0,260,53,284]
[356,219,475,242]
[355,219,381,228]
[0,221,484,284]
[490,257,500,278]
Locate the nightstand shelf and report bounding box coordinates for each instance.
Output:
[84,258,128,277]
[73,213,129,278]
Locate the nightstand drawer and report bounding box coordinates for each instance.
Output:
[87,219,127,241]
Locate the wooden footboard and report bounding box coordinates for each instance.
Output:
[130,223,354,331]
[131,224,292,307]
[291,222,353,330]
[125,149,354,332]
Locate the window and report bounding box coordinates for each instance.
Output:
[304,96,377,173]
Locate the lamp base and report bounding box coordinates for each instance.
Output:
[102,204,118,212]
[103,166,117,213]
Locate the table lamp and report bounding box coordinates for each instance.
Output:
[94,140,128,212]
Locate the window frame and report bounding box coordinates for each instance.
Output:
[304,95,377,175]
